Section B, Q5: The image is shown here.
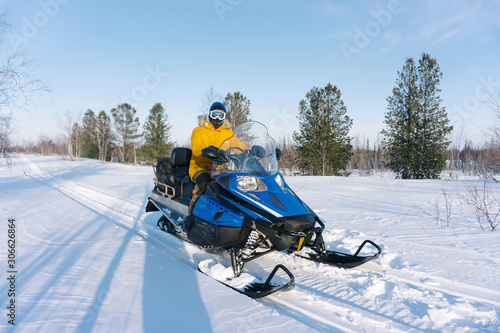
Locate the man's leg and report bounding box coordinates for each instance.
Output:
[189,171,212,214]
[185,171,213,233]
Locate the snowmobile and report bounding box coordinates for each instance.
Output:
[145,121,381,298]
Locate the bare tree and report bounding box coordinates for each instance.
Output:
[38,133,54,156]
[479,87,500,180]
[0,112,13,165]
[0,15,49,155]
[200,83,223,115]
[479,86,500,146]
[0,53,48,110]
[446,124,465,177]
[57,110,77,160]
[0,14,49,110]
[72,122,82,161]
[459,177,500,230]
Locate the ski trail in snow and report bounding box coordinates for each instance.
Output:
[389,235,500,265]
[66,180,145,207]
[359,262,500,307]
[254,255,427,332]
[265,289,416,333]
[265,295,361,333]
[19,156,189,264]
[244,243,500,332]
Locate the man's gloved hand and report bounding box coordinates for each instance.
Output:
[202,146,228,163]
[251,145,266,158]
[275,148,282,161]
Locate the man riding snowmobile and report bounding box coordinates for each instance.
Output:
[186,102,264,229]
[146,117,381,298]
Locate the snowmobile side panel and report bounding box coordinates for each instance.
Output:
[149,190,189,218]
[193,194,245,228]
[213,177,312,220]
[187,215,251,248]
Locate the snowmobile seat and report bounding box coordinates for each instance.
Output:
[155,157,172,194]
[166,147,194,199]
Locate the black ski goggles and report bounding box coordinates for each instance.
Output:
[209,110,226,120]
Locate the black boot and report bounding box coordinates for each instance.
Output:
[183,215,191,233]
[184,187,201,233]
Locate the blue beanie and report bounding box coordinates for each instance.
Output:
[210,102,226,112]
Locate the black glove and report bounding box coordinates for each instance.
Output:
[202,146,228,163]
[251,145,266,158]
[275,148,282,161]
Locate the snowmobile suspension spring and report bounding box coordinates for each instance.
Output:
[246,230,259,246]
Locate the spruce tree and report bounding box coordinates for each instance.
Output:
[110,103,141,164]
[293,83,353,176]
[383,53,452,179]
[223,91,251,129]
[141,103,173,164]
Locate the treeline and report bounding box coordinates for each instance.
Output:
[15,102,173,165]
[9,53,499,178]
[16,129,498,177]
[288,52,499,178]
[276,136,499,177]
[12,90,251,166]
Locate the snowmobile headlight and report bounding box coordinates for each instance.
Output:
[236,176,267,192]
[275,173,285,189]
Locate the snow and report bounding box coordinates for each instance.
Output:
[1,154,499,332]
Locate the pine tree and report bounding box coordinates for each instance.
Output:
[81,109,99,159]
[293,83,353,176]
[110,103,141,164]
[383,53,452,179]
[141,103,173,164]
[223,91,251,129]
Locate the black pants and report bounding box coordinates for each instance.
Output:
[189,171,213,214]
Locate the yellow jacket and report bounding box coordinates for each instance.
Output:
[189,116,235,180]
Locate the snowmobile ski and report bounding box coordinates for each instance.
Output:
[296,239,382,268]
[198,259,294,298]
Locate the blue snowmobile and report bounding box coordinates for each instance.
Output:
[146,121,381,298]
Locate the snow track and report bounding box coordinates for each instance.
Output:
[20,156,190,266]
[3,155,499,332]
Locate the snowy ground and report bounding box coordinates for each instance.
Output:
[1,154,499,332]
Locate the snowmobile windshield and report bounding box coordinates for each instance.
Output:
[212,121,278,178]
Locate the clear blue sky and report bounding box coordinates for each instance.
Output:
[3,0,500,147]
